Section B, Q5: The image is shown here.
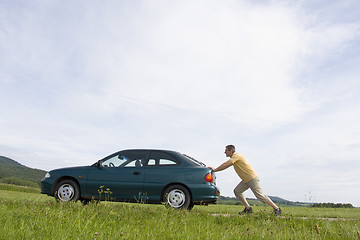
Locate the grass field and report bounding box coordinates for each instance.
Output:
[0,184,359,240]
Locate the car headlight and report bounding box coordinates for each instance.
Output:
[44,172,51,178]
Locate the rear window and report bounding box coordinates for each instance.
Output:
[183,154,206,167]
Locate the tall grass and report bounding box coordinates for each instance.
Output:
[0,188,359,239]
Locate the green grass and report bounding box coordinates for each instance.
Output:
[0,186,359,240]
[0,183,40,194]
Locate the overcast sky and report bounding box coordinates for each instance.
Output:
[1,0,360,207]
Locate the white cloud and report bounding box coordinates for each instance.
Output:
[1,0,360,206]
[64,0,312,132]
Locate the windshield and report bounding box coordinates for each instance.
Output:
[183,154,206,167]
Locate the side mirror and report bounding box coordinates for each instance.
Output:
[96,160,102,168]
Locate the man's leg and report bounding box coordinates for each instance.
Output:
[234,181,251,208]
[247,177,279,209]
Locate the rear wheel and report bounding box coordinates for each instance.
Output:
[54,180,80,202]
[162,185,192,210]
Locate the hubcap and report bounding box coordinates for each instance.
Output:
[57,184,74,201]
[167,189,186,208]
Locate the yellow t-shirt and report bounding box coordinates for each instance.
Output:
[230,152,258,183]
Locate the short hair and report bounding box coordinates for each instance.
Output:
[225,145,235,152]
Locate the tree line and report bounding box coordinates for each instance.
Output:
[311,203,354,208]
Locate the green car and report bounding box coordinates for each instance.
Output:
[41,149,219,210]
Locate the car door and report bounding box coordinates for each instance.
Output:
[142,150,183,201]
[86,150,149,201]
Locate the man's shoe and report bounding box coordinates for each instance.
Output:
[273,208,282,215]
[239,207,253,214]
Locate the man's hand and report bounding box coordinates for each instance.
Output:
[208,166,215,171]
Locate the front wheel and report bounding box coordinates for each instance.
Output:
[54,180,80,202]
[162,185,192,210]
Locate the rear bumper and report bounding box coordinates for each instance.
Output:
[190,183,220,204]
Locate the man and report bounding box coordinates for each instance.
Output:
[210,145,282,215]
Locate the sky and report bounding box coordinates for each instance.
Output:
[1,0,360,207]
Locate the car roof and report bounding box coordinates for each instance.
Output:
[109,149,206,167]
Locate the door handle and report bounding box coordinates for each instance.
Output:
[133,171,141,175]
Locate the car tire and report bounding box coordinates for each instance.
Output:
[54,179,80,202]
[163,185,192,210]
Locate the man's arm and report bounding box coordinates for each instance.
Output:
[209,160,233,172]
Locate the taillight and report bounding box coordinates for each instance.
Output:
[204,172,214,183]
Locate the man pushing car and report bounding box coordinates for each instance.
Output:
[210,145,282,215]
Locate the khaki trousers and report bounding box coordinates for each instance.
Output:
[233,176,275,206]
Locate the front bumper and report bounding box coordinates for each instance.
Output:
[40,178,54,196]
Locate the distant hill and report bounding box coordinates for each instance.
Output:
[0,156,46,188]
[268,196,302,205]
[0,156,23,166]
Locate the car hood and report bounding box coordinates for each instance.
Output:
[50,165,92,171]
[48,166,93,177]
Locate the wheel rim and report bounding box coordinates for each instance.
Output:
[167,189,186,208]
[57,184,74,201]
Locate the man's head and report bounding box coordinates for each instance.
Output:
[225,145,235,157]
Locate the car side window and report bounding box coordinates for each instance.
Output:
[147,151,179,166]
[101,155,127,167]
[123,159,142,167]
[102,151,148,168]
